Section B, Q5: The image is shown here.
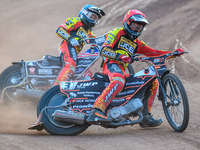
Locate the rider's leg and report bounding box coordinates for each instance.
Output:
[88,61,126,124]
[140,79,163,127]
[54,41,77,85]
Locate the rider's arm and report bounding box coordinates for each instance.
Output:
[135,39,171,56]
[101,46,120,59]
[56,17,82,41]
[100,28,122,59]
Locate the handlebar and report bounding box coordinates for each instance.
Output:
[131,51,189,62]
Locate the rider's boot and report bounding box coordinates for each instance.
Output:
[140,80,163,128]
[87,108,112,124]
[139,113,163,128]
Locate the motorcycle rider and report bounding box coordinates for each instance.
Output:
[54,4,105,84]
[88,9,185,127]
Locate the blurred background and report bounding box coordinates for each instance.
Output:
[0,0,199,149]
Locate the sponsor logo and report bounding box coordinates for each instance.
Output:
[85,99,96,102]
[42,60,49,66]
[111,64,122,73]
[58,29,69,39]
[38,69,52,75]
[77,82,98,88]
[29,67,35,74]
[102,48,116,58]
[83,94,95,97]
[60,82,78,90]
[69,92,77,97]
[118,37,137,54]
[117,90,135,95]
[77,27,88,39]
[126,81,145,86]
[73,103,93,109]
[105,83,118,103]
[30,78,38,85]
[77,91,101,95]
[78,59,92,65]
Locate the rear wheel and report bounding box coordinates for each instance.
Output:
[161,73,189,132]
[37,85,89,135]
[0,64,23,103]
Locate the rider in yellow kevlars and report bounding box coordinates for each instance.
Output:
[88,9,184,127]
[54,4,105,85]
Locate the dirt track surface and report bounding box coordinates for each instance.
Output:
[0,0,200,149]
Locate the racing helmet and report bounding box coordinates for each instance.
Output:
[123,9,149,40]
[79,4,105,28]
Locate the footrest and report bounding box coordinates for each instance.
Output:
[28,122,44,131]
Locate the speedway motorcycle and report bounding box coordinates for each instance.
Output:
[0,36,107,104]
[29,49,189,135]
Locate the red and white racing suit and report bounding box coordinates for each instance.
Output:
[93,27,171,114]
[55,17,96,84]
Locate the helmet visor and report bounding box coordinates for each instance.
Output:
[129,22,145,32]
[84,10,100,24]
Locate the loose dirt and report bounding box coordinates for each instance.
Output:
[0,0,200,149]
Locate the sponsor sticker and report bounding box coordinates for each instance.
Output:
[60,82,78,90]
[118,37,137,55]
[29,67,35,74]
[77,27,88,39]
[102,47,116,58]
[38,69,52,75]
[105,83,118,103]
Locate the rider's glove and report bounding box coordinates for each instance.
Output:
[70,38,80,46]
[119,55,132,63]
[174,48,185,56]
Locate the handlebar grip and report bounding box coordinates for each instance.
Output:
[173,51,189,56]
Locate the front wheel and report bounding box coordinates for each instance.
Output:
[37,85,89,135]
[161,73,189,132]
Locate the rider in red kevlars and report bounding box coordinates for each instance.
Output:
[88,9,184,127]
[54,4,105,84]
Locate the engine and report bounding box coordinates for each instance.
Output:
[107,98,143,121]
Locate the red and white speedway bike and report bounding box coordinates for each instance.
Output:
[29,43,189,135]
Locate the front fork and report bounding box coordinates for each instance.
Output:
[157,77,168,107]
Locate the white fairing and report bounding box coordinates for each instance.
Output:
[134,66,156,77]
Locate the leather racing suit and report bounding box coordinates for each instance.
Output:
[92,27,171,114]
[55,17,96,84]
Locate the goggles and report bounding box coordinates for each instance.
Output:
[83,9,100,24]
[128,21,146,32]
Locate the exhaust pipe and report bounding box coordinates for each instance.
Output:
[53,110,86,125]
